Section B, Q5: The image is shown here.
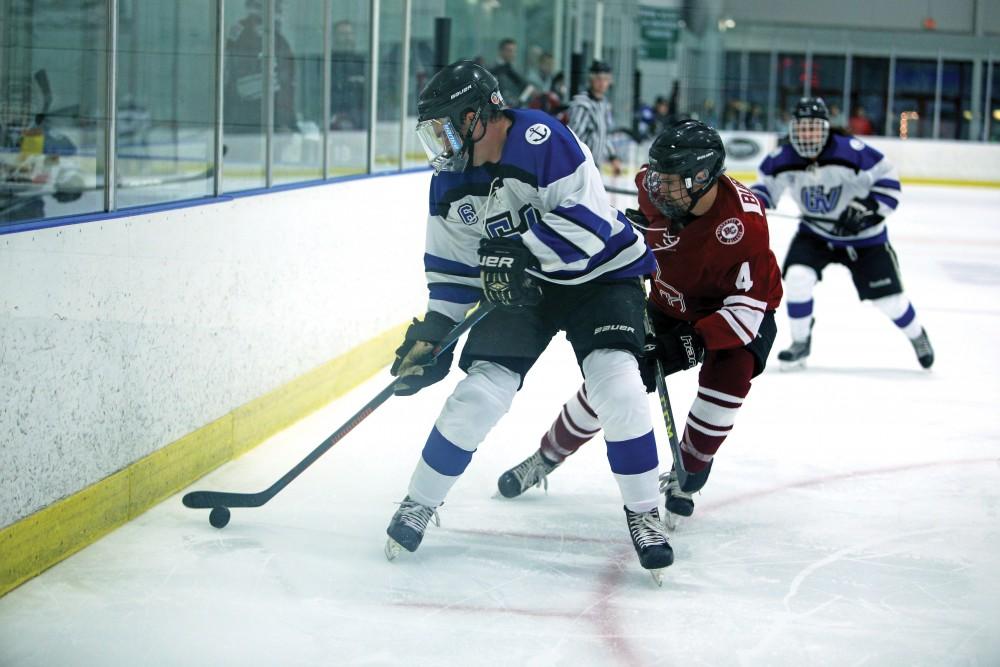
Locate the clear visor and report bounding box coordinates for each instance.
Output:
[643,168,701,219]
[416,117,465,172]
[790,117,830,159]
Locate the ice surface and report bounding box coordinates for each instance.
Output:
[2,185,999,666]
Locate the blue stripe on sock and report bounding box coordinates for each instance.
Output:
[605,430,658,475]
[894,304,916,328]
[421,427,474,476]
[787,300,814,319]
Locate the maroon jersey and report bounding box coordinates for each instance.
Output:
[638,169,783,351]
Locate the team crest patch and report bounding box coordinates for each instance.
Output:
[457,202,478,225]
[715,218,744,245]
[525,123,551,145]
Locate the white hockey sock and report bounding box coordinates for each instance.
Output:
[784,264,818,342]
[872,293,923,339]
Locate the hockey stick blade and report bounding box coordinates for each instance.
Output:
[181,303,496,514]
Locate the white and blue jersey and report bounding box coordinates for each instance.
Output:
[423,108,656,321]
[750,134,901,248]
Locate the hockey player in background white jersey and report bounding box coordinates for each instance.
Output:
[750,97,934,369]
[384,61,673,579]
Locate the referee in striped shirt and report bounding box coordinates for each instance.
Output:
[567,60,623,176]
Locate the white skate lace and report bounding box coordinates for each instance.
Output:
[913,333,932,356]
[395,500,440,533]
[628,510,669,549]
[658,470,692,500]
[511,452,553,493]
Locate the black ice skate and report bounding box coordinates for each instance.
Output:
[910,328,934,369]
[624,506,674,586]
[659,468,694,530]
[778,319,814,368]
[497,450,561,498]
[385,495,441,560]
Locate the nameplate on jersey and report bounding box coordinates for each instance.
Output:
[732,180,763,215]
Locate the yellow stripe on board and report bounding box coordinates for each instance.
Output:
[0,321,408,598]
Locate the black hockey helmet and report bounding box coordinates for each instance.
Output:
[415,60,505,173]
[790,96,830,159]
[644,119,726,219]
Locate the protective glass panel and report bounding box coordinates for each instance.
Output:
[1,0,107,227]
[116,0,216,208]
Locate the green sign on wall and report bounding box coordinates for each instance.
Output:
[639,5,681,61]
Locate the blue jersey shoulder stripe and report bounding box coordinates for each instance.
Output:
[873,178,901,191]
[424,253,480,277]
[820,134,884,171]
[428,282,482,304]
[759,144,808,176]
[541,229,646,280]
[871,192,898,209]
[500,109,587,188]
[532,218,591,264]
[551,204,612,241]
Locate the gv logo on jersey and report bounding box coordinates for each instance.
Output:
[525,123,551,145]
[800,185,842,214]
[457,202,478,225]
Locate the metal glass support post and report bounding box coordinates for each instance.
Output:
[739,50,749,129]
[322,0,331,179]
[843,50,853,129]
[984,58,994,142]
[593,1,604,60]
[213,0,225,196]
[367,0,380,173]
[265,0,275,187]
[767,50,777,131]
[398,0,411,171]
[932,51,943,139]
[803,47,812,98]
[885,50,896,137]
[105,0,119,212]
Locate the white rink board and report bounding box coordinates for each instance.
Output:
[1,184,999,666]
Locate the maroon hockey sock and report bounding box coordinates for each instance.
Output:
[539,386,601,463]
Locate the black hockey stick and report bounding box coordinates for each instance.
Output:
[182,303,495,527]
[605,184,639,197]
[643,311,688,490]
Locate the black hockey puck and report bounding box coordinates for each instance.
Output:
[209,506,231,529]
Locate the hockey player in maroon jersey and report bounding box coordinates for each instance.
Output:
[496,120,783,522]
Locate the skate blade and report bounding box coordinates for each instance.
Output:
[649,568,666,587]
[664,512,681,532]
[779,359,807,371]
[384,538,403,561]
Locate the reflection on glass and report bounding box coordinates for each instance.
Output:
[329,7,370,177]
[373,0,403,173]
[223,0,267,191]
[746,53,771,131]
[811,55,845,128]
[849,57,888,136]
[939,60,972,140]
[1,1,106,227]
[273,0,324,185]
[116,1,216,208]
[892,58,937,139]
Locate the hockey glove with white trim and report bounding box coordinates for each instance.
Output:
[478,236,543,308]
[639,321,705,390]
[391,311,456,396]
[835,196,883,236]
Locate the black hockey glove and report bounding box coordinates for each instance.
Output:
[478,236,543,308]
[835,196,883,236]
[390,311,456,396]
[639,321,705,390]
[624,208,651,231]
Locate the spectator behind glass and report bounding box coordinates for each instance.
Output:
[491,38,532,107]
[330,19,366,129]
[849,105,874,135]
[225,0,296,132]
[828,103,846,128]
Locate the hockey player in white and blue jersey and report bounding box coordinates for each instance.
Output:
[750,97,934,369]
[384,60,673,579]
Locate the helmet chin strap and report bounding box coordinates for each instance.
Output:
[458,106,487,171]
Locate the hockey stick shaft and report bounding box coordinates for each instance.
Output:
[643,310,688,489]
[604,182,805,223]
[182,303,496,510]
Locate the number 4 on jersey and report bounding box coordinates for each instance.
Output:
[735,261,754,292]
